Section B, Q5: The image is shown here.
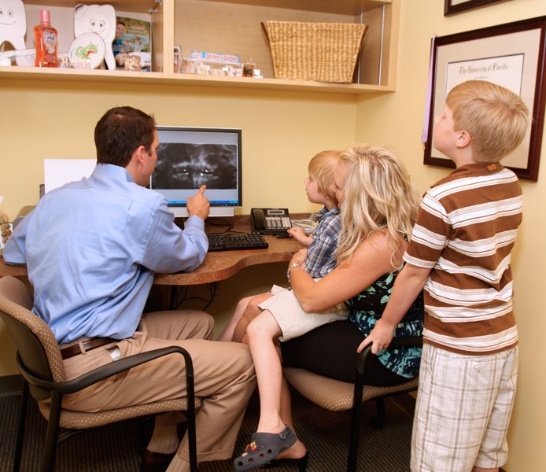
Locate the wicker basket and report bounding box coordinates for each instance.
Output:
[263,21,367,83]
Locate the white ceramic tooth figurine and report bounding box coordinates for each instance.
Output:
[74,4,116,70]
[0,0,27,50]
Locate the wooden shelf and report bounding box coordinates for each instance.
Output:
[0,64,394,94]
[0,0,399,96]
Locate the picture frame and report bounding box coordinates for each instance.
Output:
[444,0,505,16]
[423,16,546,181]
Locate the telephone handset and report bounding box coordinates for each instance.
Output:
[251,208,291,234]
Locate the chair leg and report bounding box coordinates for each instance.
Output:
[347,374,365,472]
[371,397,386,429]
[180,350,198,472]
[42,391,63,472]
[13,382,29,472]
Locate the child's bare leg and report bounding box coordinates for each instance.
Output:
[275,376,307,460]
[217,295,253,341]
[232,292,272,342]
[246,309,286,433]
[246,311,307,459]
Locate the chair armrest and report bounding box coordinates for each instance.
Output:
[356,336,423,376]
[19,345,193,395]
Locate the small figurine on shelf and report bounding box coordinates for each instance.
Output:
[0,0,26,51]
[74,4,116,70]
[242,58,256,77]
[0,212,12,256]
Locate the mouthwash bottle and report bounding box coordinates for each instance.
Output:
[34,9,58,67]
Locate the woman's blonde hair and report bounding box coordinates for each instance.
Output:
[446,80,528,163]
[308,150,340,205]
[336,144,420,267]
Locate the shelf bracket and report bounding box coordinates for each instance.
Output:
[149,0,162,14]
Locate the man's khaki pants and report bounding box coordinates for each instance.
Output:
[61,310,256,466]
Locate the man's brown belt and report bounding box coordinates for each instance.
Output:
[60,337,117,360]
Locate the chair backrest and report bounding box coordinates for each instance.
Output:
[0,276,67,400]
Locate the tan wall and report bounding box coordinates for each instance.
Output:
[1,1,545,470]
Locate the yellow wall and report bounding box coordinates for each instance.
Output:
[1,1,545,470]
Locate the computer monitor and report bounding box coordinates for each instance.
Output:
[150,126,242,218]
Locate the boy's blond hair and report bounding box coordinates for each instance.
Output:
[446,80,529,163]
[308,150,340,205]
[336,144,420,267]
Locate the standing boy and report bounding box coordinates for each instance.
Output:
[360,80,528,472]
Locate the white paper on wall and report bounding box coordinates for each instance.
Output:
[44,159,96,193]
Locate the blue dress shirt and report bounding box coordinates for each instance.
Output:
[3,164,209,344]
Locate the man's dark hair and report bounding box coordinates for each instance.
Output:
[94,106,156,167]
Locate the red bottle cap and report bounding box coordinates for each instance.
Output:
[40,9,50,25]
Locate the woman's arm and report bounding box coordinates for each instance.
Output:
[289,231,404,312]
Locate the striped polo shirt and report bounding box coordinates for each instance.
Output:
[404,162,522,355]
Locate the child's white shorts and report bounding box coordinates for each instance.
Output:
[258,283,348,342]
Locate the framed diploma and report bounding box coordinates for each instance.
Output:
[424,16,546,181]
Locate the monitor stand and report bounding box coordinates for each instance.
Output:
[168,206,235,218]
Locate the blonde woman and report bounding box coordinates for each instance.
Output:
[234,144,424,471]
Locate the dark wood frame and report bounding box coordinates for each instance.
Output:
[424,16,546,181]
[444,0,505,16]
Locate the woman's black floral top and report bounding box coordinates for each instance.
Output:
[348,270,424,378]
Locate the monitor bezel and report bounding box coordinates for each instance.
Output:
[151,126,243,217]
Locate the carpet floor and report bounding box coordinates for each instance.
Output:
[0,388,414,471]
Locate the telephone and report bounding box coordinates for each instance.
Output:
[251,208,291,234]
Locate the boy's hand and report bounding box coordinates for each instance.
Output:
[186,185,210,220]
[287,227,312,246]
[357,318,395,354]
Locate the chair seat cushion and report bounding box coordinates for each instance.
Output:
[283,367,419,412]
[38,398,202,430]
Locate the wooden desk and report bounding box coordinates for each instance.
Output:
[0,215,303,286]
[155,233,300,285]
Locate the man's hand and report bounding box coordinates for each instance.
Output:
[186,185,210,220]
[357,318,395,354]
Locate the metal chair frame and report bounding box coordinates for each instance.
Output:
[0,276,198,472]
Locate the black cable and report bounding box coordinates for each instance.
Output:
[205,218,233,232]
[172,283,217,311]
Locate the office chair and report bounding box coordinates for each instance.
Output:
[0,276,198,472]
[283,336,422,472]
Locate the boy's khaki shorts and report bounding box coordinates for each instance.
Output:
[411,343,518,472]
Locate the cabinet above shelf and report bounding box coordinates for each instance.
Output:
[22,0,392,16]
[14,0,159,14]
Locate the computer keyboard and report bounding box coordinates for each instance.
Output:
[207,232,269,252]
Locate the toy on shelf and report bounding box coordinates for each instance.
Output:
[0,0,26,50]
[73,4,116,70]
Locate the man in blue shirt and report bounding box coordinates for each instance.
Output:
[3,106,256,472]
